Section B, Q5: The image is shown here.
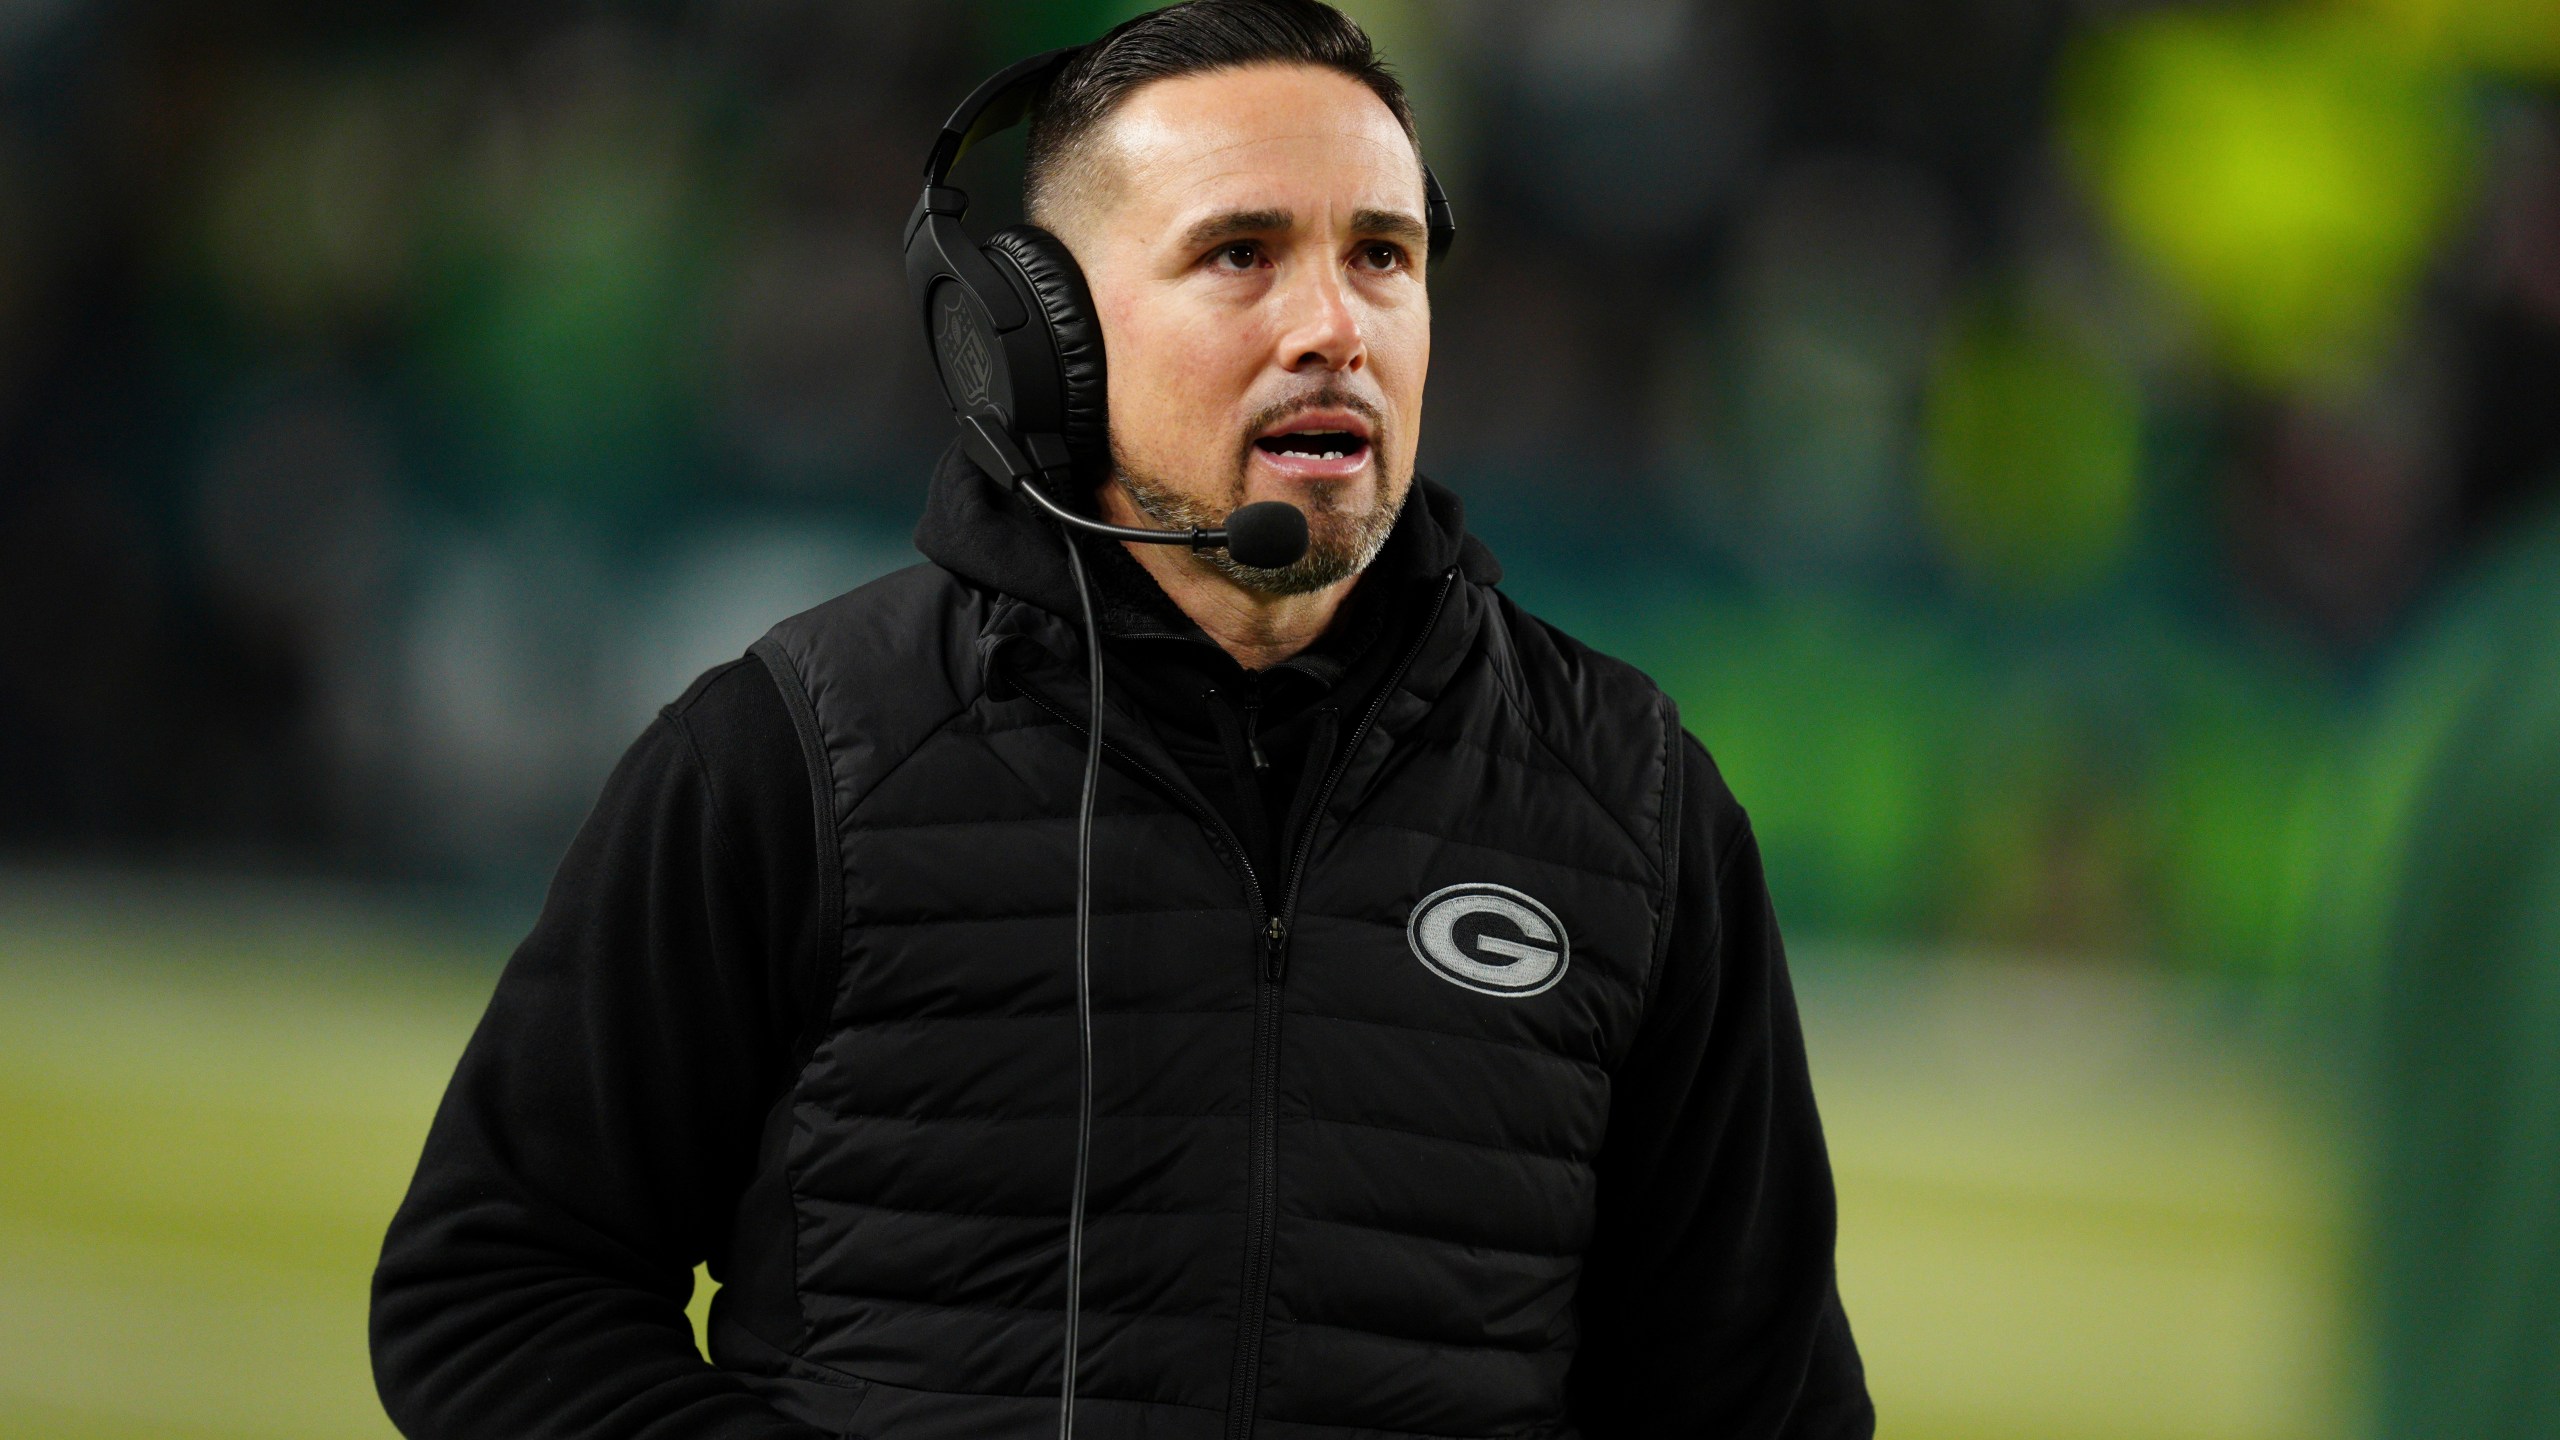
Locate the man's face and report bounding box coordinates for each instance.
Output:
[1059,63,1431,593]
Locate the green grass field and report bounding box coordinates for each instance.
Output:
[0,875,2363,1439]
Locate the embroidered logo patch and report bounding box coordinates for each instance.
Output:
[1406,883,1570,997]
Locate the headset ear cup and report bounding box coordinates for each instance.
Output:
[981,225,1109,474]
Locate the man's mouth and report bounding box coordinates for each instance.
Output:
[1250,410,1374,477]
[1253,431,1368,461]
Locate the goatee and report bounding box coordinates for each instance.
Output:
[1112,455,1406,597]
[1109,388,1409,595]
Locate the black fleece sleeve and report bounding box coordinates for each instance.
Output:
[370,657,833,1440]
[1565,734,1873,1439]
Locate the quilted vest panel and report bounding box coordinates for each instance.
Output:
[729,562,1680,1440]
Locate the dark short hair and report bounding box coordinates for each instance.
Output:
[1023,0,1419,226]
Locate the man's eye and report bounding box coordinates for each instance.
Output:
[1212,241,1264,271]
[1357,243,1407,272]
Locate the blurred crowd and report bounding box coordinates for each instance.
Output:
[3,0,2556,983]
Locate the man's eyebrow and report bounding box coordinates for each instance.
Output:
[1170,206,1432,253]
[1350,208,1429,248]
[1175,208,1294,252]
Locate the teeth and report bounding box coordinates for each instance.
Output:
[1259,435,1360,460]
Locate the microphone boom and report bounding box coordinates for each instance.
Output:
[968,417,1311,569]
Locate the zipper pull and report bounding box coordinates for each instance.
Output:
[1243,699,1270,771]
[1262,916,1290,982]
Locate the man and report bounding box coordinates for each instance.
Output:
[371,3,1872,1438]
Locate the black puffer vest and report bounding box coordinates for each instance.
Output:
[716,458,1684,1440]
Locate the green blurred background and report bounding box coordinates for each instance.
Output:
[5,0,2559,1435]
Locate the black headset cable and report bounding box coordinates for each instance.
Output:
[1054,512,1104,1440]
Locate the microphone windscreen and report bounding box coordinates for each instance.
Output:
[1224,501,1309,569]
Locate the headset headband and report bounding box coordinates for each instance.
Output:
[919,45,1455,260]
[925,49,1076,187]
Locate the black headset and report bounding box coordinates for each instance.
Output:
[902,46,1455,496]
[902,48,1454,1440]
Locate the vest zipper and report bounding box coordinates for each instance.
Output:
[1009,669,1286,1440]
[1269,569,1459,965]
[1229,932,1287,1440]
[1000,569,1461,1440]
[1223,567,1458,1440]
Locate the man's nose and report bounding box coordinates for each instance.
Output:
[1275,260,1364,374]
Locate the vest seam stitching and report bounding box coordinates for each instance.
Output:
[785,1363,1230,1414]
[810,1107,1241,1123]
[851,907,1247,929]
[1475,607,1669,887]
[1640,692,1685,1024]
[802,1106,1583,1166]
[793,1197,1245,1222]
[808,581,1002,831]
[1287,1007,1606,1076]
[1265,1313,1569,1356]
[1329,815,1652,888]
[1279,1210,1580,1261]
[1502,719,1654,883]
[849,907,1249,932]
[1259,1405,1565,1440]
[829,1005,1247,1026]
[810,1292,1240,1340]
[838,700,987,826]
[812,1299,1560,1359]
[1364,727,1655,812]
[749,636,846,1359]
[846,810,1248,836]
[1262,1420,1556,1440]
[1291,1110,1592,1168]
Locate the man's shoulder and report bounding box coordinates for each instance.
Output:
[649,558,980,743]
[1452,583,1696,865]
[763,555,977,646]
[754,557,1008,696]
[1486,591,1750,818]
[1475,583,1678,730]
[741,557,1020,801]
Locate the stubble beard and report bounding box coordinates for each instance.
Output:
[1109,409,1409,598]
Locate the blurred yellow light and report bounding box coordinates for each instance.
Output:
[2063,8,2475,388]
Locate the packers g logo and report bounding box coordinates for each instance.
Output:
[1406,883,1569,997]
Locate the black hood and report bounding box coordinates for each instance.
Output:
[910,440,1501,634]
